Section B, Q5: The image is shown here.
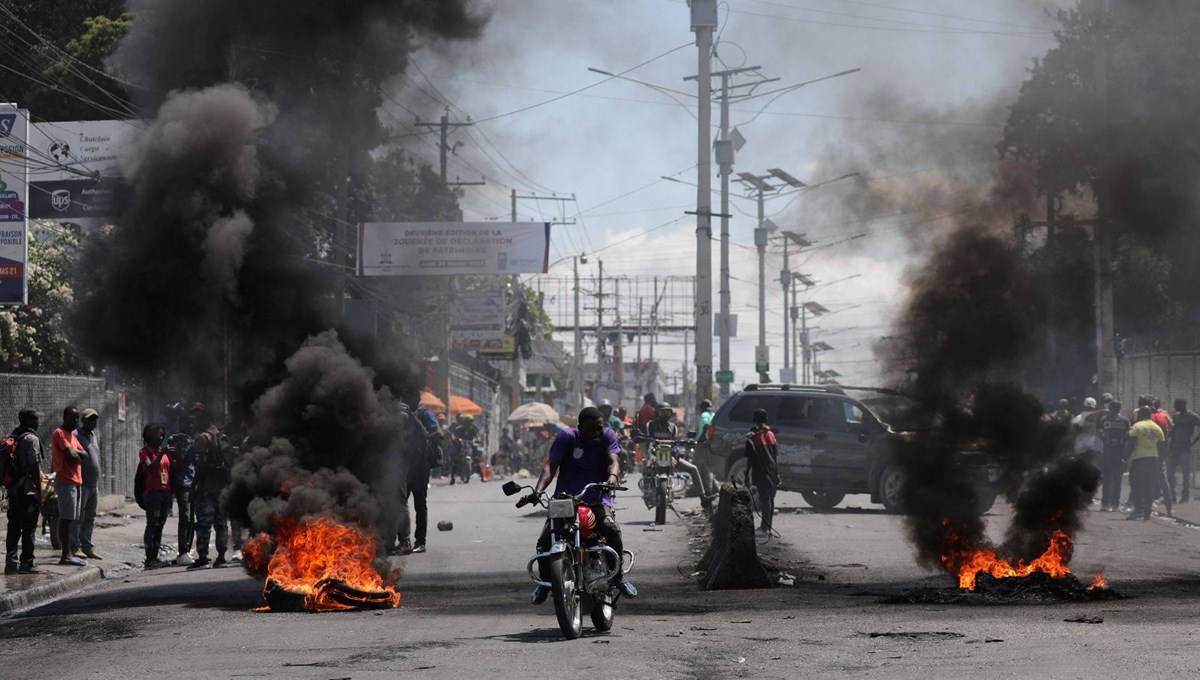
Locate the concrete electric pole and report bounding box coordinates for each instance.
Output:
[689,0,716,407]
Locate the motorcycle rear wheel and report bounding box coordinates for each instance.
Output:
[550,554,582,639]
[589,598,614,632]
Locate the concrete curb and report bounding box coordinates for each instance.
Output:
[0,567,103,615]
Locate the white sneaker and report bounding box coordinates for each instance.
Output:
[175,553,194,566]
[230,550,243,563]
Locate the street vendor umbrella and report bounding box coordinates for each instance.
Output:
[507,401,560,423]
[450,395,483,416]
[419,391,446,413]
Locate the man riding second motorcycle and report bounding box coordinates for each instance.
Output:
[523,406,637,605]
[646,402,715,512]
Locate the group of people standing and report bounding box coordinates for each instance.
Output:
[1071,393,1199,519]
[137,402,237,569]
[4,405,104,573]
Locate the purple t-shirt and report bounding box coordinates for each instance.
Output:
[549,427,621,507]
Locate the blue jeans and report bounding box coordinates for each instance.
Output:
[70,485,98,552]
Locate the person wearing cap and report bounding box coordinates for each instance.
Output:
[1096,400,1130,512]
[744,408,780,534]
[1071,397,1103,462]
[51,406,89,567]
[72,407,103,560]
[5,408,44,574]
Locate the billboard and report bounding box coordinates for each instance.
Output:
[0,105,29,305]
[357,222,550,277]
[27,120,134,221]
[450,289,506,345]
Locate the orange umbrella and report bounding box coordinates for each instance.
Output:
[449,395,483,416]
[419,390,446,413]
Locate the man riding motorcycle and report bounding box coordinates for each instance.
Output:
[645,403,714,512]
[524,406,637,605]
[449,414,480,484]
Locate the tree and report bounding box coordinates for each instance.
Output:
[999,0,1200,338]
[0,223,94,374]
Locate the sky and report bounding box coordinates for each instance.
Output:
[382,0,1074,392]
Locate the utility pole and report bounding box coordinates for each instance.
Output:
[573,255,586,410]
[417,107,483,187]
[689,0,716,406]
[1091,0,1116,399]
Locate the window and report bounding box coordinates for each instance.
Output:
[844,403,864,426]
[777,396,814,427]
[812,398,848,430]
[727,395,776,424]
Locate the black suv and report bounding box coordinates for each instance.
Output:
[693,384,998,513]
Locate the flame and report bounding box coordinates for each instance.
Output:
[939,520,1074,590]
[1087,573,1107,591]
[244,516,400,611]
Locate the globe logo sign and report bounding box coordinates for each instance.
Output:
[49,140,71,163]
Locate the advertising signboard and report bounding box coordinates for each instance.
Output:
[0,105,29,305]
[357,222,550,277]
[27,120,133,221]
[450,289,507,346]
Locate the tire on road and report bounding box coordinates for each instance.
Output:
[878,463,906,514]
[589,599,614,632]
[654,479,668,525]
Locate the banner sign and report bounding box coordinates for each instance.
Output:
[0,105,29,305]
[28,120,134,220]
[357,222,550,276]
[450,289,507,345]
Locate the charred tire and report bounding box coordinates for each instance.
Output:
[655,479,668,525]
[800,490,846,511]
[878,463,906,514]
[590,599,614,632]
[550,554,582,639]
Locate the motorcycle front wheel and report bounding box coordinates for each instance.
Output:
[549,554,582,639]
[655,478,668,525]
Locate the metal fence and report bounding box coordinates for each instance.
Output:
[1116,352,1200,412]
[0,374,159,500]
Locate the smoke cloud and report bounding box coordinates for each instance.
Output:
[68,1,485,562]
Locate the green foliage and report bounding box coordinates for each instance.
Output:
[0,224,94,374]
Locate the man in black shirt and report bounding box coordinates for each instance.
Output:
[1096,401,1130,512]
[1167,399,1200,503]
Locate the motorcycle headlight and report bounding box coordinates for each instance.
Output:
[548,499,576,519]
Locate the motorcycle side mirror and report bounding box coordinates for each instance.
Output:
[502,481,523,496]
[686,430,697,439]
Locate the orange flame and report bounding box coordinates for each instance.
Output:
[1087,573,1107,591]
[244,516,400,611]
[939,520,1074,590]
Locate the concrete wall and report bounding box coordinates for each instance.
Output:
[0,374,159,500]
[1117,352,1200,412]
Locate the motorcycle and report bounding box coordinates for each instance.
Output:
[636,436,694,525]
[503,479,632,640]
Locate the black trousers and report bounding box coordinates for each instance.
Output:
[1129,457,1161,518]
[1099,451,1125,509]
[398,467,430,547]
[1166,448,1191,501]
[751,473,777,531]
[5,492,39,567]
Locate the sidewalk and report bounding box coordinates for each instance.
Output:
[0,494,195,615]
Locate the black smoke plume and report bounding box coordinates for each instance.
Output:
[68,1,484,555]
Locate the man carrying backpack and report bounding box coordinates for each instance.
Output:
[4,408,44,574]
[190,404,233,568]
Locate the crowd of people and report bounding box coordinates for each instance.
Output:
[1066,393,1200,519]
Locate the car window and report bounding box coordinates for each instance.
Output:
[812,398,848,430]
[726,395,777,424]
[844,403,864,426]
[777,396,814,427]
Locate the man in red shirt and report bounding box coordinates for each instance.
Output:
[636,393,657,435]
[51,406,89,566]
[745,408,780,535]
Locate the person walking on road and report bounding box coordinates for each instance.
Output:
[744,408,780,534]
[394,397,439,556]
[1096,401,1129,512]
[166,412,196,566]
[72,408,103,560]
[1072,397,1103,462]
[1127,406,1167,521]
[4,408,44,574]
[139,423,173,569]
[51,406,89,566]
[1167,399,1200,503]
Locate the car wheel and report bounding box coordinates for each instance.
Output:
[800,490,845,511]
[878,463,906,514]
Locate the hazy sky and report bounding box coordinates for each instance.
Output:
[385,0,1073,390]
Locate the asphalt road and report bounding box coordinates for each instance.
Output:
[2,474,1199,679]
